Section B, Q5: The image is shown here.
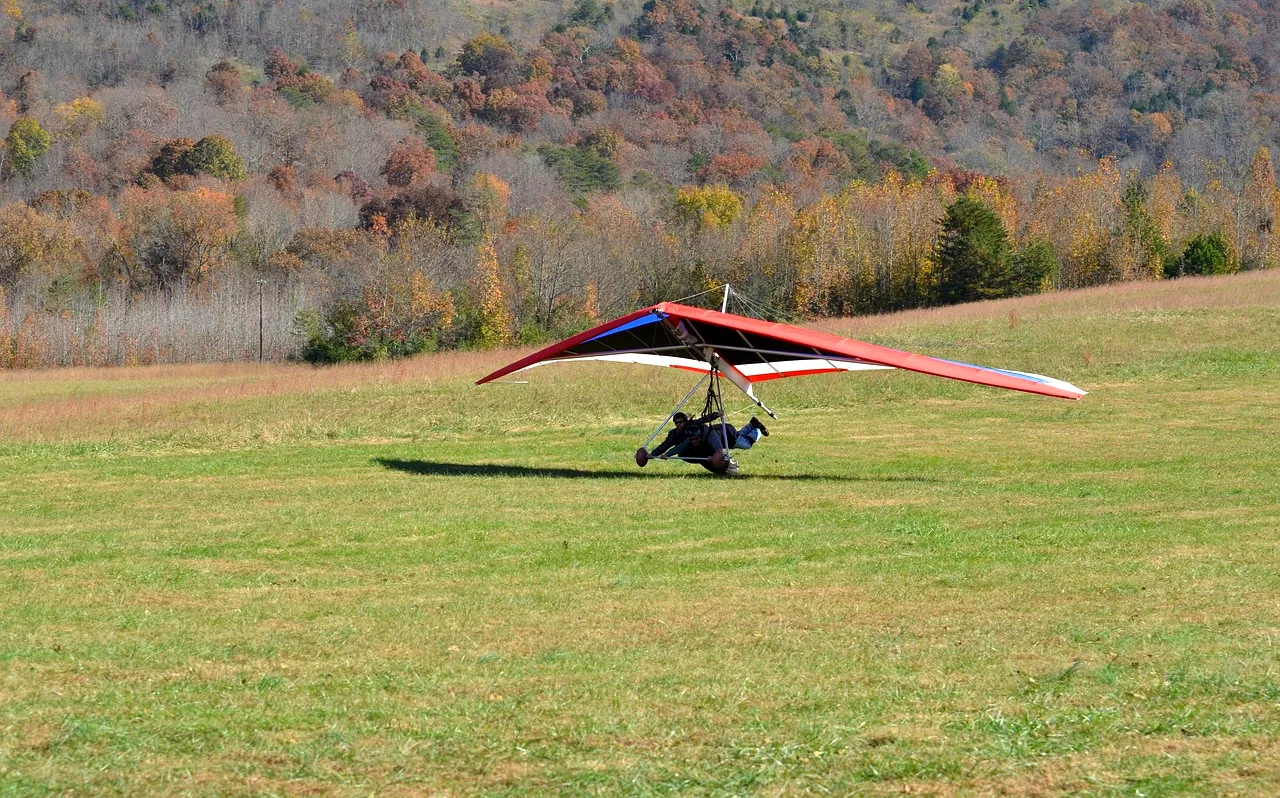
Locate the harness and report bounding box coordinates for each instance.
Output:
[640,364,733,467]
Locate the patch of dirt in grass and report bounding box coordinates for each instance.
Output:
[482,758,545,788]
[130,589,229,610]
[1142,545,1221,566]
[258,617,308,632]
[835,495,928,507]
[894,782,961,797]
[241,773,334,796]
[637,535,733,553]
[10,721,56,752]
[377,786,454,798]
[690,546,784,562]
[1171,508,1267,520]
[969,755,1100,796]
[158,766,340,797]
[962,735,1280,796]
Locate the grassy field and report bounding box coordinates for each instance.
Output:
[2,272,1279,796]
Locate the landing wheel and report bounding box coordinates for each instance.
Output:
[706,450,740,475]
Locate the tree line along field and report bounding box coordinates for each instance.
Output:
[2,271,1278,795]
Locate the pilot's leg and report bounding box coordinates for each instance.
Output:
[708,424,739,451]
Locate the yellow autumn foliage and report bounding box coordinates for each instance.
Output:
[53,97,105,139]
[674,185,743,230]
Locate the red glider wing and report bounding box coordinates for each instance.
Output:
[476,303,1085,400]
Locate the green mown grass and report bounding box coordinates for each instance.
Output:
[2,273,1280,795]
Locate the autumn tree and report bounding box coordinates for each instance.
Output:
[455,33,521,90]
[1119,173,1169,280]
[823,172,945,314]
[264,49,305,81]
[149,138,196,182]
[0,204,82,284]
[14,70,40,113]
[482,85,553,132]
[465,172,511,236]
[1239,147,1278,269]
[506,216,593,335]
[52,98,104,140]
[731,186,801,313]
[471,236,511,348]
[147,136,246,183]
[359,183,465,230]
[1030,159,1123,288]
[696,152,768,185]
[204,61,242,105]
[335,170,373,204]
[301,221,456,362]
[380,136,436,187]
[674,185,743,229]
[120,187,240,289]
[579,128,620,158]
[183,136,247,182]
[5,117,50,177]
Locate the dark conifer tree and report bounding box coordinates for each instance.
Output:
[935,195,1013,304]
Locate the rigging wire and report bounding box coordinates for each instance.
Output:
[667,285,725,306]
[728,285,852,339]
[730,286,799,325]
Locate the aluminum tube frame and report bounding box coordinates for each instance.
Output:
[640,370,712,450]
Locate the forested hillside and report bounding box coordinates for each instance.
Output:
[0,0,1277,366]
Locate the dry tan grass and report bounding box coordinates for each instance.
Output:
[0,347,521,386]
[0,348,535,441]
[823,270,1280,336]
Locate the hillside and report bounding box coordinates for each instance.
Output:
[8,0,1277,181]
[0,0,1277,369]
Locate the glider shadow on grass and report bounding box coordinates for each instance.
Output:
[375,458,934,483]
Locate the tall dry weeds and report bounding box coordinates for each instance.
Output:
[0,277,312,369]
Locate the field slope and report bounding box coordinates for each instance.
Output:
[3,272,1280,796]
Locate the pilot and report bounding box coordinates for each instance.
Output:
[642,410,768,465]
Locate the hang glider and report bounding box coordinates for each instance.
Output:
[476,302,1087,407]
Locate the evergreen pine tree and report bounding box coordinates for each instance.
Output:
[934,195,1013,305]
[1166,233,1230,278]
[1121,172,1168,277]
[1010,237,1058,295]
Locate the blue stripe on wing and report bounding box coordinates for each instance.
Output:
[937,358,1054,385]
[586,311,664,342]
